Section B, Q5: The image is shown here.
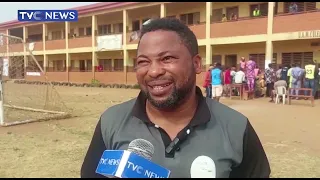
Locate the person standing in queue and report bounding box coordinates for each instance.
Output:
[202,65,214,98]
[80,18,271,178]
[211,63,224,102]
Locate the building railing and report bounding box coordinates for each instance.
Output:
[211,15,267,24]
[274,8,320,17]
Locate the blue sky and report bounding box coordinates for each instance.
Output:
[0,2,98,23]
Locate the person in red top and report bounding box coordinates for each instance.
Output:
[224,67,232,97]
[203,65,214,98]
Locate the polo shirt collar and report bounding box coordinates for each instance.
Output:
[131,86,211,127]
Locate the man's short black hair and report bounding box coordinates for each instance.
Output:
[138,18,199,57]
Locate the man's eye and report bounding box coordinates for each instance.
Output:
[137,60,148,64]
[163,56,174,61]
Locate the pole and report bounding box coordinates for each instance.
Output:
[0,80,4,126]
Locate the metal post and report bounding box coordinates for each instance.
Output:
[0,80,4,126]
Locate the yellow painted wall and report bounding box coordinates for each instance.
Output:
[70,17,91,29]
[212,42,266,64]
[47,54,66,67]
[198,46,206,66]
[127,5,160,31]
[212,2,265,18]
[127,50,137,66]
[277,2,320,13]
[277,2,284,13]
[69,17,92,36]
[71,53,92,60]
[27,25,42,35]
[97,51,123,60]
[28,55,44,67]
[96,51,123,68]
[166,2,206,23]
[47,54,66,61]
[273,39,320,62]
[34,55,44,61]
[47,23,65,40]
[129,5,160,20]
[97,12,123,26]
[70,53,92,68]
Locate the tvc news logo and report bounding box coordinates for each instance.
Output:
[18,10,78,22]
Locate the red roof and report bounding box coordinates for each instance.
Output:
[0,2,141,29]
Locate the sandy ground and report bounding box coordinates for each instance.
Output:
[0,84,319,178]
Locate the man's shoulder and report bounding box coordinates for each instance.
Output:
[100,98,137,127]
[205,98,248,129]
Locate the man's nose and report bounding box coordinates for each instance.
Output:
[148,61,165,78]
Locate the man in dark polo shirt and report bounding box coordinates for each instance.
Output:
[81,18,271,178]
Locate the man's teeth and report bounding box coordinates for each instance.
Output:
[153,86,163,90]
[152,84,170,90]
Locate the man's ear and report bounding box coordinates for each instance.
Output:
[193,54,202,74]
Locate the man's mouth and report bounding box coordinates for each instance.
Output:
[150,83,172,90]
[146,80,173,93]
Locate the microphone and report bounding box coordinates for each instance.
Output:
[190,156,216,178]
[96,139,171,178]
[127,138,154,160]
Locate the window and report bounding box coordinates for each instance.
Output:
[212,55,222,64]
[79,60,86,71]
[28,34,42,42]
[132,20,140,31]
[70,29,74,35]
[79,28,85,36]
[38,60,44,70]
[86,27,92,36]
[250,3,268,17]
[86,60,92,71]
[113,23,123,34]
[27,59,43,72]
[259,3,269,16]
[225,55,237,68]
[54,60,64,71]
[69,28,75,38]
[98,59,112,71]
[249,54,266,69]
[212,8,223,22]
[284,2,316,13]
[274,2,279,15]
[281,52,313,67]
[62,30,66,39]
[98,24,112,35]
[114,59,124,71]
[51,31,62,40]
[305,2,316,11]
[180,12,200,25]
[70,60,75,71]
[226,6,239,20]
[133,58,137,68]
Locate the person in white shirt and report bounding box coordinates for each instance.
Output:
[230,66,236,83]
[234,68,246,84]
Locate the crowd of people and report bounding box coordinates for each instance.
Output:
[203,57,320,103]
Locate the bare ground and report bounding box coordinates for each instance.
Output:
[0,84,319,178]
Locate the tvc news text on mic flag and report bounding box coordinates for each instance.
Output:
[96,150,171,178]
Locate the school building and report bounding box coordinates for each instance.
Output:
[0,2,319,86]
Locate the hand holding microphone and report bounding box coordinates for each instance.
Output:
[95,139,171,178]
